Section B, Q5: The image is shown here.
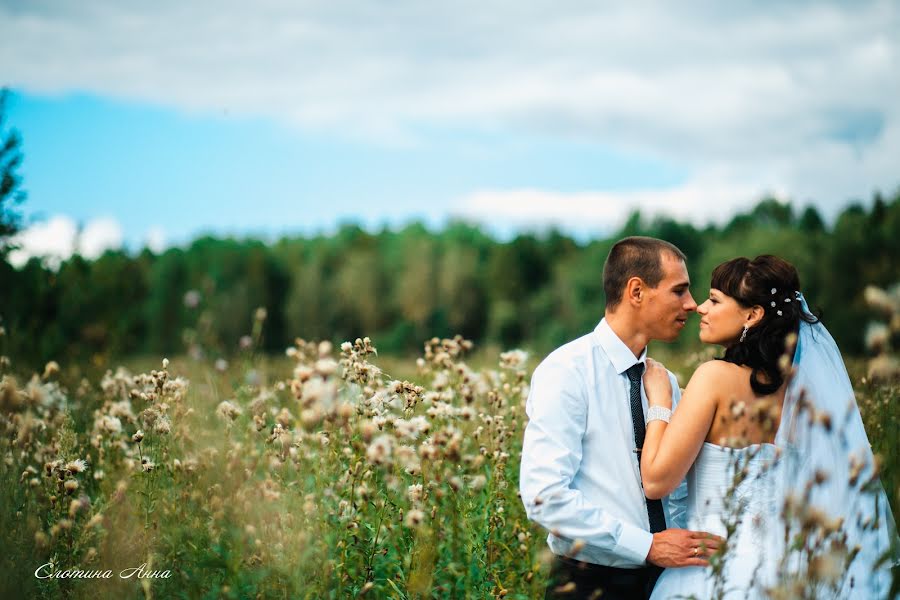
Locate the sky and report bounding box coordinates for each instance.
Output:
[1,0,898,266]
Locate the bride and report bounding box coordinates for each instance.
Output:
[639,255,897,599]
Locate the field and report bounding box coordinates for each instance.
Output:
[0,332,897,599]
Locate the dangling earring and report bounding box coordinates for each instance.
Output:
[739,325,749,343]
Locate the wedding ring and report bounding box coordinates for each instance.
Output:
[692,547,699,556]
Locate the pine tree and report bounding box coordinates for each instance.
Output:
[0,89,26,255]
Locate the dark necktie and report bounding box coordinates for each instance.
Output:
[626,362,667,534]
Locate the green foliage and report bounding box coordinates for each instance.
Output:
[0,341,895,599]
[0,88,26,253]
[0,336,550,599]
[2,193,899,367]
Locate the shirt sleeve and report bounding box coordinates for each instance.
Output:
[663,372,689,530]
[519,358,653,565]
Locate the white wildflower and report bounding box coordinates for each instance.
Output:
[153,416,171,434]
[217,400,243,422]
[500,349,529,370]
[314,358,338,377]
[183,290,201,308]
[64,459,88,474]
[95,415,123,434]
[395,444,421,475]
[404,509,425,528]
[407,483,423,503]
[366,434,393,466]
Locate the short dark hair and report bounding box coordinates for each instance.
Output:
[603,236,687,311]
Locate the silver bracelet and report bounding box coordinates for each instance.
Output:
[646,406,672,424]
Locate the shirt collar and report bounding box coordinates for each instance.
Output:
[594,318,647,375]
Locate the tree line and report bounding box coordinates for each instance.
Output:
[1,193,898,369]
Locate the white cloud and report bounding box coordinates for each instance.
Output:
[454,175,765,235]
[144,226,166,253]
[7,215,124,268]
[7,215,77,269]
[79,217,123,259]
[0,1,897,220]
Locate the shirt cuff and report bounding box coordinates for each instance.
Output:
[614,522,654,565]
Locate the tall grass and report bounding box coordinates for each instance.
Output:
[0,322,897,598]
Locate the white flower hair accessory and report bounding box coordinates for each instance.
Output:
[770,290,802,315]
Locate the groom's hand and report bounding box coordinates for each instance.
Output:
[646,529,724,567]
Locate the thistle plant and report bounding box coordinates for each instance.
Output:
[0,308,896,598]
[863,284,900,382]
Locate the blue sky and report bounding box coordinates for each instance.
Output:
[7,91,686,245]
[1,1,897,263]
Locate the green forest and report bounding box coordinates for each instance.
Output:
[0,89,898,369]
[2,192,898,369]
[1,91,899,600]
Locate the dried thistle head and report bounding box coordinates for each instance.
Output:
[216,400,243,422]
[64,459,88,474]
[42,361,60,380]
[403,508,425,528]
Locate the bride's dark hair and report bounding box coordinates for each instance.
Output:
[710,255,818,396]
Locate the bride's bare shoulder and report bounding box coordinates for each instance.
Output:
[688,360,744,386]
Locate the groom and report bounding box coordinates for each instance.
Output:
[520,236,722,600]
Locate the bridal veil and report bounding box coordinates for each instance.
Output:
[774,294,898,597]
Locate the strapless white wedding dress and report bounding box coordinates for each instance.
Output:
[650,442,780,600]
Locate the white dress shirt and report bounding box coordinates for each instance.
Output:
[520,318,688,568]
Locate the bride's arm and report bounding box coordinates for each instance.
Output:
[640,360,722,499]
